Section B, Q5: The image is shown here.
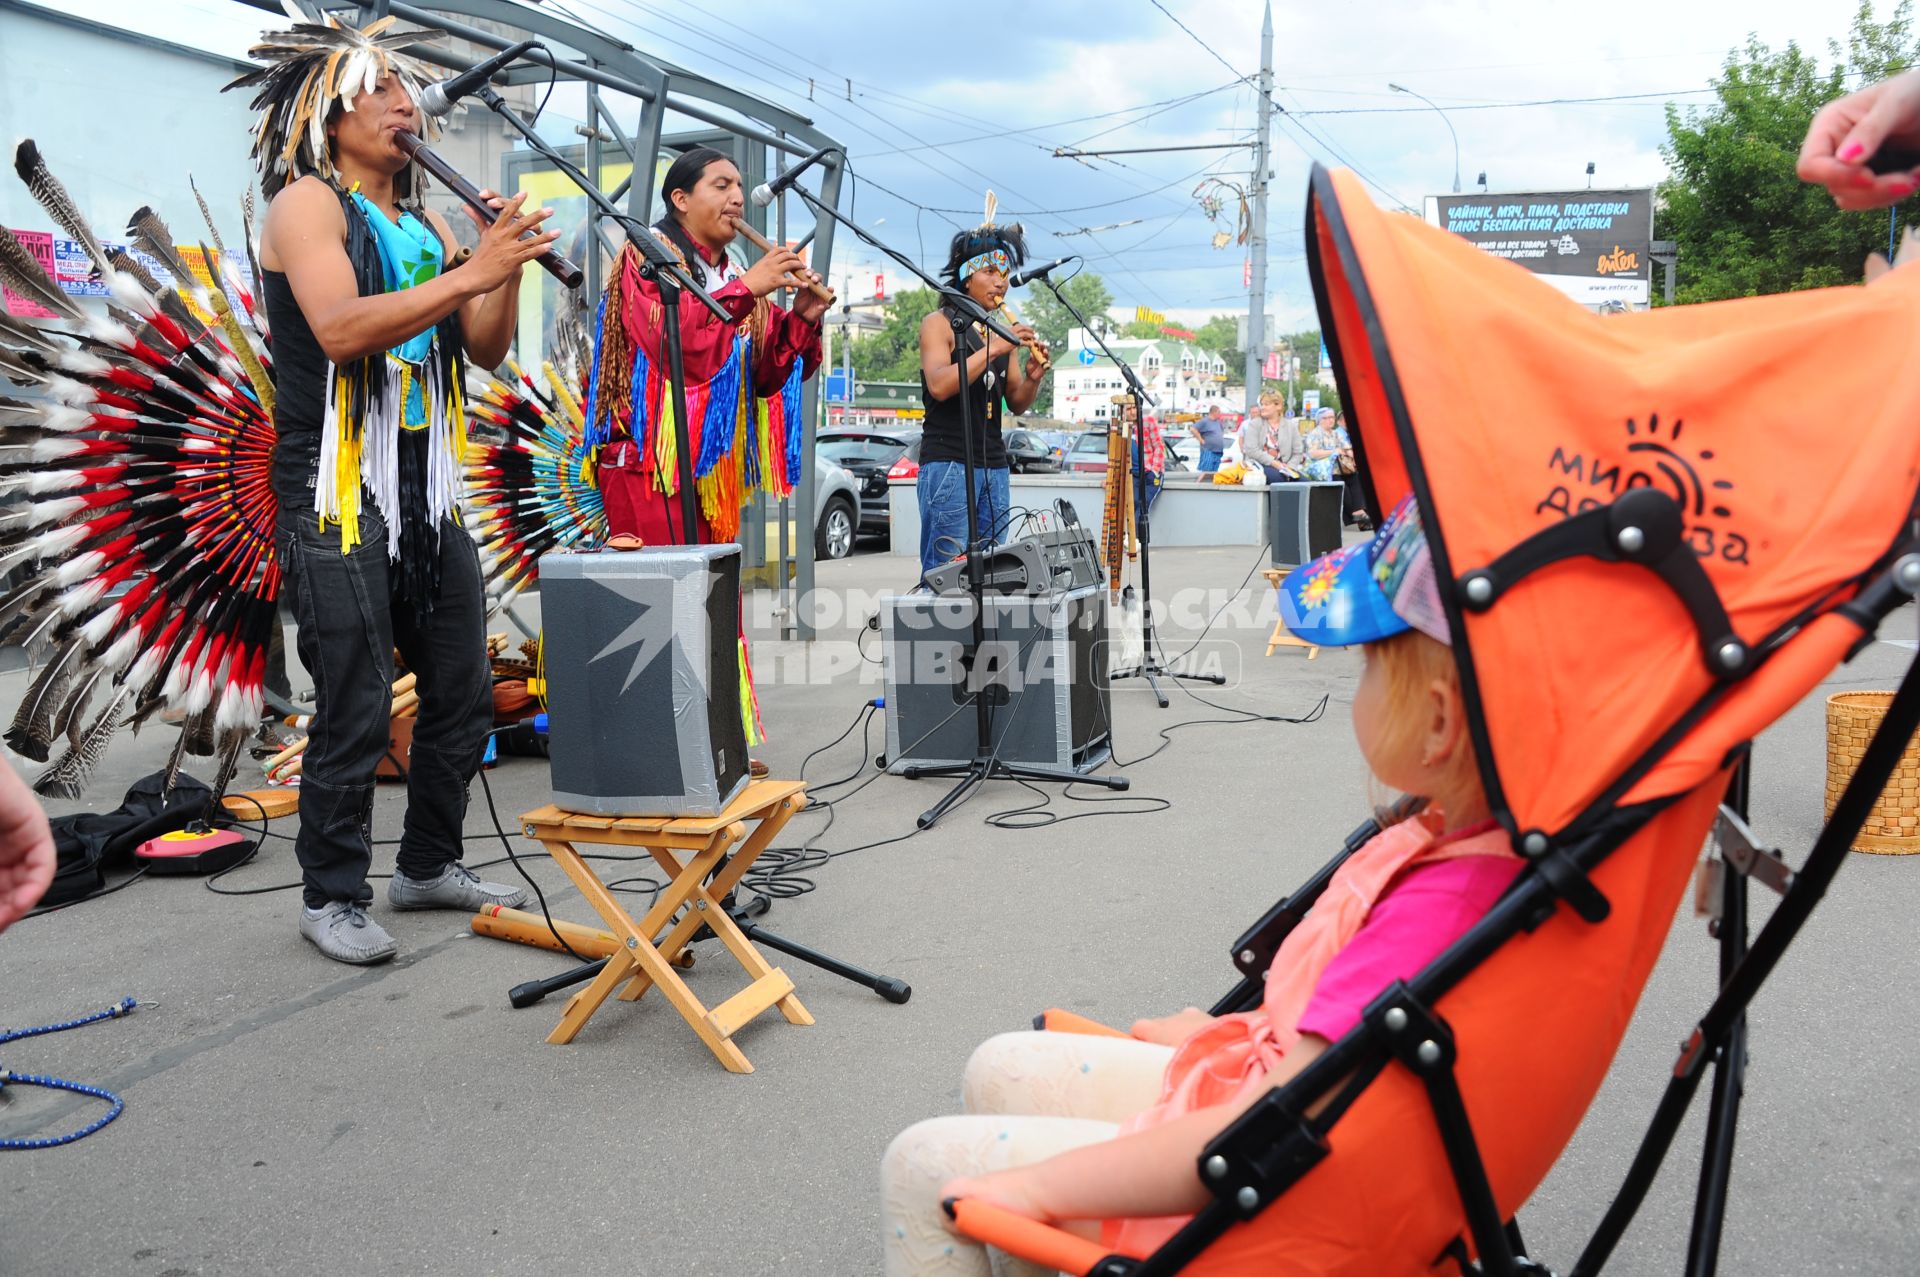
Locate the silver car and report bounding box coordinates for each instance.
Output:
[813,453,861,560]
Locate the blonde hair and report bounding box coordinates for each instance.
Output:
[1365,630,1485,822]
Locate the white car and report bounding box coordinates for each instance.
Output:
[1169,433,1241,470]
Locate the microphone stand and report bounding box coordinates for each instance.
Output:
[466,84,724,540]
[460,84,910,1001]
[1039,277,1226,705]
[779,182,1128,829]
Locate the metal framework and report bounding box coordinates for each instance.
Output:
[237,0,846,636]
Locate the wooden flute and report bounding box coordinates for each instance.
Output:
[394,128,585,289]
[726,215,835,301]
[996,301,1051,371]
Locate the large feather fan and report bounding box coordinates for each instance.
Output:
[462,310,606,613]
[0,141,275,800]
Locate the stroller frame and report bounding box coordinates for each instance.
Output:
[951,165,1920,1276]
[1033,547,1920,1277]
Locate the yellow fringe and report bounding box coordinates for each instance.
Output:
[336,427,362,552]
[545,360,586,432]
[450,371,468,464]
[653,393,678,495]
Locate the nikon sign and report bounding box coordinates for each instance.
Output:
[1424,188,1654,308]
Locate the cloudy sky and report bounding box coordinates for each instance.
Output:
[61,0,1874,329]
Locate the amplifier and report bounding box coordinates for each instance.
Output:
[539,544,748,817]
[1268,481,1347,568]
[923,525,1103,596]
[881,583,1111,774]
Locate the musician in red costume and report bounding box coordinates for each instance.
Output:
[588,147,832,546]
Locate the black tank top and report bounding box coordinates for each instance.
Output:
[263,268,330,508]
[919,308,1010,470]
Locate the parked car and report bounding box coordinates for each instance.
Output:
[818,427,921,542]
[1167,433,1241,471]
[1003,427,1059,473]
[813,454,861,560]
[1063,430,1193,476]
[1064,430,1111,474]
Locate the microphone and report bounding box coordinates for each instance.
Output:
[750,145,840,207]
[1008,256,1075,287]
[419,40,539,118]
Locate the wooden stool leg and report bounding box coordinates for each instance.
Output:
[548,949,637,1045]
[618,836,735,1003]
[541,834,754,1073]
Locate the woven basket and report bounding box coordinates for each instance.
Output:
[1825,691,1920,855]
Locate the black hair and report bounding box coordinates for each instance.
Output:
[940,223,1028,289]
[653,145,734,266]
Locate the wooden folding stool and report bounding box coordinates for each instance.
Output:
[518,780,812,1073]
[1261,567,1321,658]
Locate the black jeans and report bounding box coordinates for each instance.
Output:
[277,506,493,909]
[1339,471,1368,523]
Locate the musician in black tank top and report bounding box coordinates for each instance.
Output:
[235,17,562,966]
[914,220,1051,575]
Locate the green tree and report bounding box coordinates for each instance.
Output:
[1015,271,1115,415]
[1281,328,1323,376]
[847,286,941,382]
[1659,2,1917,303]
[1193,315,1244,370]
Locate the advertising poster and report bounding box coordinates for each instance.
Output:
[1424,189,1654,307]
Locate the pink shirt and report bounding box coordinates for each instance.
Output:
[1295,855,1525,1040]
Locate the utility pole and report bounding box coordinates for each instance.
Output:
[1244,3,1273,415]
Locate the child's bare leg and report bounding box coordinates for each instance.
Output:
[882,1114,1116,1277]
[962,1030,1174,1123]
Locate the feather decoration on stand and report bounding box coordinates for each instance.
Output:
[0,140,278,803]
[462,310,606,613]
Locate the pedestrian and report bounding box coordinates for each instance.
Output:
[1190,405,1228,473]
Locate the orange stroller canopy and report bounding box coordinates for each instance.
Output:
[950,166,1920,1276]
[1311,165,1920,839]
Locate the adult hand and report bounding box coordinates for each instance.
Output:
[1013,323,1047,373]
[1798,70,1920,209]
[461,190,560,291]
[0,760,55,930]
[792,273,835,324]
[742,246,809,298]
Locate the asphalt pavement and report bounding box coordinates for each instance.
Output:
[1,544,1916,1275]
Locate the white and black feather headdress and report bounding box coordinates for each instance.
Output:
[224,13,444,198]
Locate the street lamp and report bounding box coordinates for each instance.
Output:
[1389,82,1460,194]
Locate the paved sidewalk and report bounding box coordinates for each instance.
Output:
[1,546,1915,1275]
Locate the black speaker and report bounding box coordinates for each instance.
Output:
[540,545,748,817]
[881,584,1111,773]
[1268,481,1347,568]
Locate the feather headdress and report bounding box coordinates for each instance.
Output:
[941,190,1027,288]
[223,13,444,198]
[0,141,275,802]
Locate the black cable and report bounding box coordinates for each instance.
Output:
[19,866,151,920]
[982,777,1173,830]
[526,43,559,128]
[1156,544,1270,670]
[474,761,588,963]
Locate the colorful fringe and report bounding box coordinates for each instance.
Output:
[579,331,805,544]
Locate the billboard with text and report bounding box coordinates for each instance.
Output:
[1424,188,1654,307]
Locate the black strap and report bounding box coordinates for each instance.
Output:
[1457,488,1747,679]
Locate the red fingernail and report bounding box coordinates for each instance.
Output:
[1840,141,1866,162]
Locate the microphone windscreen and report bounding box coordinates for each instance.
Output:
[749,183,776,208]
